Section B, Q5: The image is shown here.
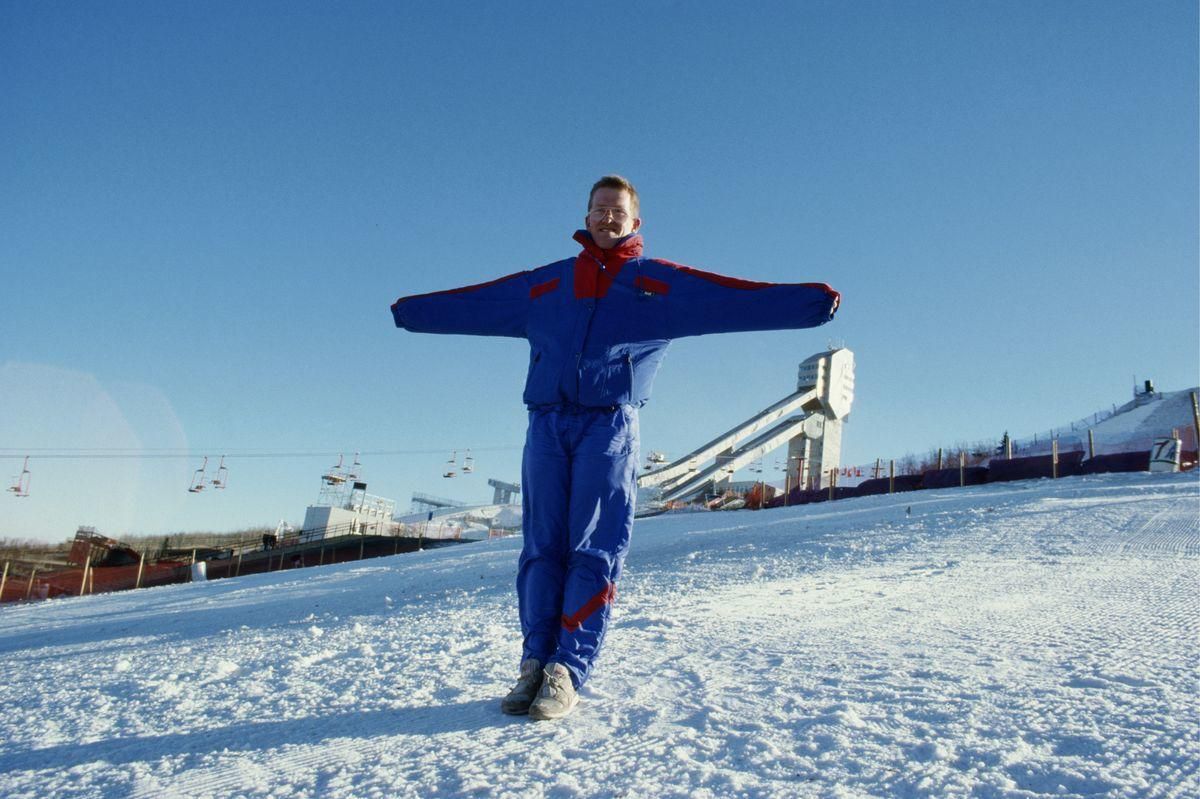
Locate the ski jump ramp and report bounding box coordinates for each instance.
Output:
[639,348,855,503]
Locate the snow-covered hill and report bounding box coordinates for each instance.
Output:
[1,472,1197,799]
[1011,388,1199,457]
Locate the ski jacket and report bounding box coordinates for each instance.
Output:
[391,231,840,409]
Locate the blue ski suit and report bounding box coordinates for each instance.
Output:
[391,230,840,688]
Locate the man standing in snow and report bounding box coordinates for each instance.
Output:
[391,176,839,720]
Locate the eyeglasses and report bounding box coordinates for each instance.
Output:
[587,206,631,222]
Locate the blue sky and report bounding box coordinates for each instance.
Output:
[2,1,1197,542]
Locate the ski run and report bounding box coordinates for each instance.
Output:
[1,470,1197,799]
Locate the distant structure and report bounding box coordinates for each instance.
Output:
[639,347,856,503]
[410,491,468,514]
[786,348,856,492]
[488,478,521,505]
[302,459,396,541]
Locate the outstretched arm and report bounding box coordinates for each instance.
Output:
[391,270,534,339]
[643,260,840,339]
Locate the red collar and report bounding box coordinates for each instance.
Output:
[572,230,643,299]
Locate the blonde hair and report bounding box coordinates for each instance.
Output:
[588,175,639,216]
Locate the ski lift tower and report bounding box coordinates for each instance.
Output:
[786,348,855,490]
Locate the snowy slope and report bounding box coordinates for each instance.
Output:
[1010,388,1199,457]
[0,472,1197,799]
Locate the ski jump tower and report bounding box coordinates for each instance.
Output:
[638,348,855,503]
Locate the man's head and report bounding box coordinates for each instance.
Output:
[586,175,641,250]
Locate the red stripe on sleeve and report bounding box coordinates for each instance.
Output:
[530,277,560,299]
[392,269,529,308]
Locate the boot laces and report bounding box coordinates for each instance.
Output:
[544,667,571,698]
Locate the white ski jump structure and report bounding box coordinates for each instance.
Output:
[639,348,856,503]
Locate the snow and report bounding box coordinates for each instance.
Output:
[1,471,1197,798]
[1010,389,1198,457]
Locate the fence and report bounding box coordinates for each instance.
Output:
[0,517,491,607]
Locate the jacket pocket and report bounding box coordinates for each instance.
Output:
[522,348,555,405]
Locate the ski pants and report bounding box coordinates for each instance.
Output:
[518,404,640,689]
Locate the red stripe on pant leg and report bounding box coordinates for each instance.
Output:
[561,583,616,632]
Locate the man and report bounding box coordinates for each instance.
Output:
[391,176,839,720]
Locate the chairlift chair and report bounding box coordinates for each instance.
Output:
[323,454,347,485]
[211,455,229,489]
[463,450,474,473]
[188,457,208,493]
[7,456,30,497]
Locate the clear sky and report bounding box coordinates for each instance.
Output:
[2,1,1197,542]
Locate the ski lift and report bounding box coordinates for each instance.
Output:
[188,457,208,493]
[211,455,229,489]
[462,450,474,474]
[444,450,457,479]
[7,456,30,498]
[349,452,362,480]
[323,454,347,486]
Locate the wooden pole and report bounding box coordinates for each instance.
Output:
[784,466,791,507]
[320,545,326,566]
[135,551,146,589]
[889,460,895,494]
[874,458,881,479]
[1005,435,1013,460]
[359,534,365,561]
[1052,438,1059,479]
[0,561,8,602]
[959,451,966,487]
[89,566,95,595]
[937,448,943,471]
[235,546,243,578]
[25,568,37,600]
[1087,429,1095,460]
[80,558,90,597]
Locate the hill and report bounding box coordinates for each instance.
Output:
[0,471,1196,798]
